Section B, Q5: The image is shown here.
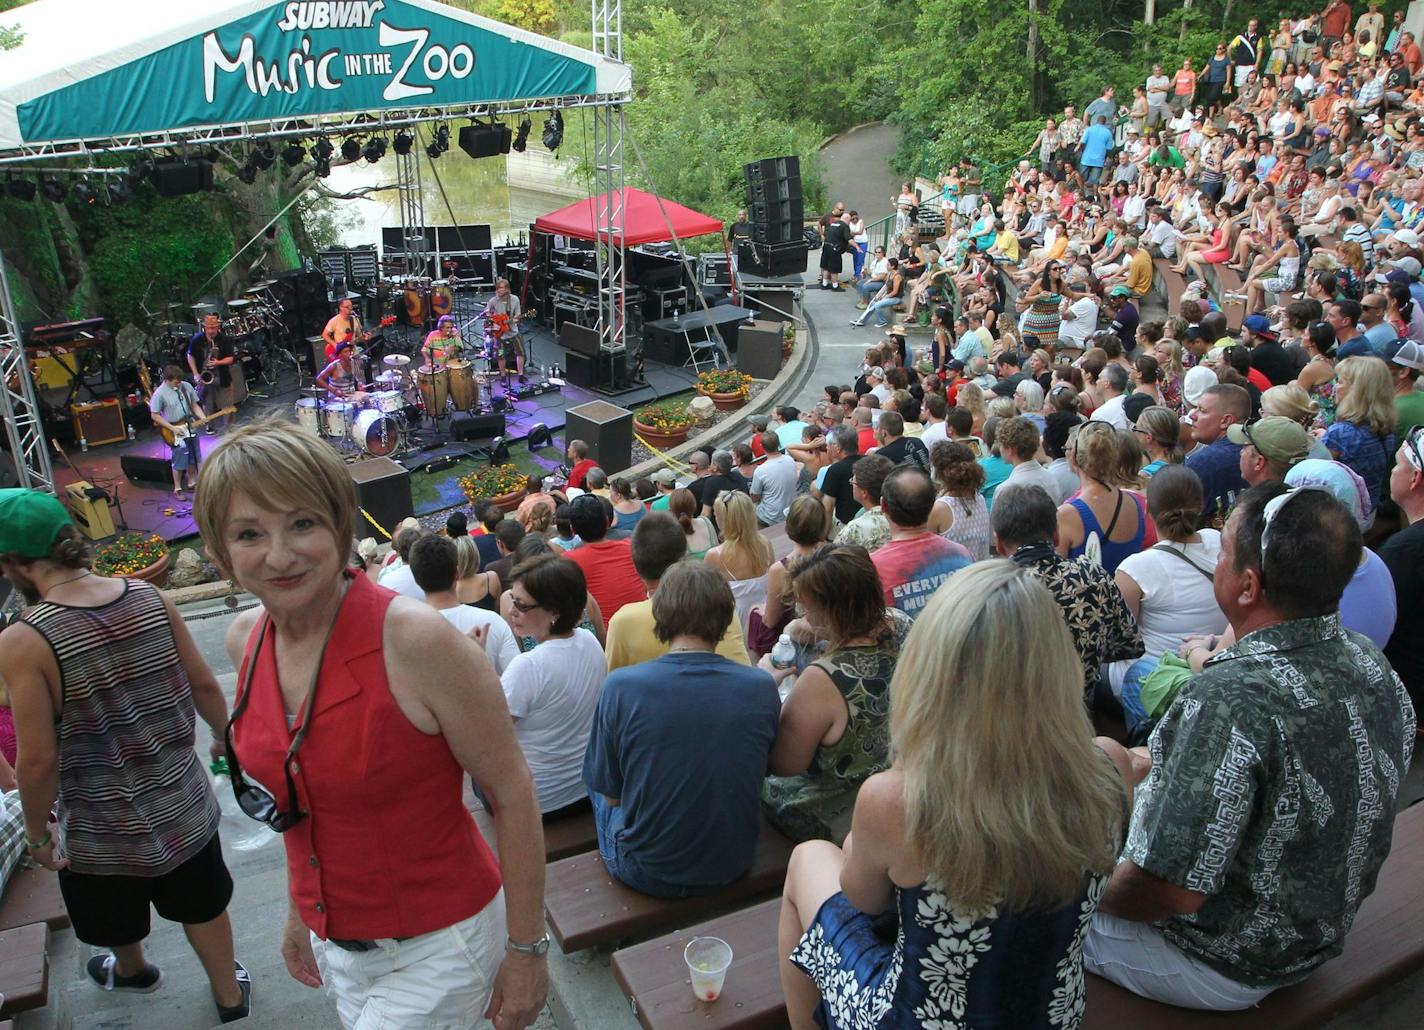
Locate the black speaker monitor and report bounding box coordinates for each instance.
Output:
[151,159,214,197]
[459,124,512,159]
[559,321,602,358]
[122,453,175,486]
[348,457,413,538]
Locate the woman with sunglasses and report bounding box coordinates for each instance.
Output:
[199,424,547,1030]
[1017,261,1066,351]
[1056,420,1150,574]
[1134,405,1186,477]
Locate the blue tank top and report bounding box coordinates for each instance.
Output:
[1068,492,1145,574]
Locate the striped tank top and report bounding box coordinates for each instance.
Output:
[20,579,219,876]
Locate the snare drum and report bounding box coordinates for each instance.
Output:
[352,409,402,457]
[446,359,473,411]
[416,364,449,415]
[370,389,403,413]
[374,371,401,389]
[321,400,356,438]
[294,397,321,435]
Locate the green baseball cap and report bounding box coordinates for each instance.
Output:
[0,489,73,559]
[1226,417,1311,466]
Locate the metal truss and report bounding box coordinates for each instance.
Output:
[591,0,626,357]
[395,133,428,279]
[0,249,54,492]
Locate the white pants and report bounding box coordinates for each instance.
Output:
[313,890,507,1029]
[1083,912,1275,1011]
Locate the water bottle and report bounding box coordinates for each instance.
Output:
[210,758,276,851]
[771,634,797,670]
[126,423,136,441]
[79,436,88,452]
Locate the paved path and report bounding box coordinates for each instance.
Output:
[819,122,900,225]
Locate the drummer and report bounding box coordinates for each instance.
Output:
[314,341,368,402]
[321,297,365,355]
[485,278,525,383]
[422,315,462,368]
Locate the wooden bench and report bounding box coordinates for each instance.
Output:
[0,866,69,933]
[0,922,48,1017]
[612,900,784,1030]
[469,803,598,864]
[1210,265,1247,332]
[613,801,1424,1029]
[544,825,796,953]
[1154,258,1188,317]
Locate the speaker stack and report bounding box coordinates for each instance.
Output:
[742,157,810,278]
[270,268,330,341]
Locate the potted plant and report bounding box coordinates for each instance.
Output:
[633,400,697,448]
[459,463,530,513]
[695,368,753,410]
[781,321,795,358]
[93,532,170,587]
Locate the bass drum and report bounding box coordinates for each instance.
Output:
[351,409,402,456]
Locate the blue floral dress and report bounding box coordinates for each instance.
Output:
[791,874,1107,1028]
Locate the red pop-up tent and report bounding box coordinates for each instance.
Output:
[533,188,723,243]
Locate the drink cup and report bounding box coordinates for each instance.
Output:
[684,936,733,1002]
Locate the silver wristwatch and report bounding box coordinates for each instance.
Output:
[506,933,551,957]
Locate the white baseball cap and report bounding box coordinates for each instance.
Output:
[1392,228,1420,247]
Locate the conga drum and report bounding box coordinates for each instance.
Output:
[446,359,474,411]
[430,283,454,318]
[417,364,449,415]
[403,289,429,327]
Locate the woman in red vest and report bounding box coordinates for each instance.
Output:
[194,424,548,1030]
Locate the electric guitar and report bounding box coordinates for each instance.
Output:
[160,407,237,446]
[484,311,513,338]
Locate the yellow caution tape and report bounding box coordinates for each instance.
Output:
[358,507,393,541]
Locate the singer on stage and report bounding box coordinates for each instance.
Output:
[422,315,462,367]
[485,278,525,382]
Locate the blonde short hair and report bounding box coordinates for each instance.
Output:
[1260,383,1319,428]
[891,560,1124,914]
[1335,356,1398,439]
[194,419,356,574]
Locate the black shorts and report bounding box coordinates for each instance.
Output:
[58,831,233,947]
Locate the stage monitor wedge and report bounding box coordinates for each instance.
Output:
[559,321,602,358]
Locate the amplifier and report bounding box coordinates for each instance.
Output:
[65,481,116,541]
[348,457,413,540]
[71,398,126,446]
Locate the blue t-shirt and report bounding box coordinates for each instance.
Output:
[979,454,1013,506]
[1081,124,1114,169]
[1338,549,1398,649]
[1364,320,1400,357]
[1185,437,1247,522]
[582,652,780,889]
[1323,421,1394,515]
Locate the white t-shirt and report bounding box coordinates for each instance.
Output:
[1094,393,1130,429]
[1006,459,1067,504]
[500,629,607,813]
[378,564,425,601]
[750,453,799,525]
[435,603,521,675]
[920,419,949,450]
[1058,296,1100,348]
[1108,534,1228,691]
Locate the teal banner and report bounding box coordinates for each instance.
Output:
[17,1,600,144]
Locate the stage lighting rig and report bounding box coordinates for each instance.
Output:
[426,138,443,160]
[513,117,531,153]
[313,138,335,162]
[363,137,387,163]
[542,110,564,151]
[70,180,97,205]
[6,175,36,202]
[40,177,66,203]
[392,130,414,156]
[340,137,362,162]
[106,179,129,205]
[282,142,306,167]
[435,124,451,153]
[251,143,277,171]
[236,162,259,185]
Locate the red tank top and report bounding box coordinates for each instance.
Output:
[233,572,500,940]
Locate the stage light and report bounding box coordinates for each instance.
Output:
[363,137,387,163]
[340,138,362,162]
[313,155,332,178]
[71,180,96,205]
[40,177,66,203]
[282,142,306,167]
[542,110,564,151]
[392,130,413,156]
[425,139,443,160]
[250,143,276,171]
[6,176,36,202]
[236,162,258,185]
[126,159,155,188]
[313,138,334,161]
[512,117,531,153]
[435,125,450,153]
[106,179,129,205]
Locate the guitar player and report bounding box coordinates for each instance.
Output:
[186,314,236,433]
[485,277,525,382]
[149,366,207,496]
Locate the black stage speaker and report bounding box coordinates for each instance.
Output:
[151,159,214,196]
[348,457,413,538]
[736,319,786,380]
[559,321,602,358]
[738,240,809,278]
[565,400,633,474]
[459,123,512,158]
[566,349,628,390]
[122,452,175,485]
[745,156,804,245]
[449,412,507,441]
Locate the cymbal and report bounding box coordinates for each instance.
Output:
[383,354,412,367]
[226,299,253,311]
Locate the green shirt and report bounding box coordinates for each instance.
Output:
[1125,614,1416,987]
[1147,146,1186,169]
[1396,391,1424,441]
[650,494,672,511]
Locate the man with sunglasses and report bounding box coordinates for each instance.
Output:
[0,490,250,1021]
[1087,482,1415,1010]
[1383,424,1424,709]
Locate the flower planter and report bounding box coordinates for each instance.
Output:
[128,552,170,588]
[696,386,748,411]
[633,419,691,450]
[488,487,528,514]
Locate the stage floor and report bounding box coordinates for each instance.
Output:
[52,319,700,545]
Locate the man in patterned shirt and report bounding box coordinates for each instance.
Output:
[990,484,1142,702]
[1086,482,1416,1010]
[833,454,893,553]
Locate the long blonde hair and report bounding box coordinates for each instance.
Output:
[1335,356,1398,438]
[714,491,773,571]
[957,381,986,417]
[891,560,1124,915]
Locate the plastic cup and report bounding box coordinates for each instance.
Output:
[684,936,733,1002]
